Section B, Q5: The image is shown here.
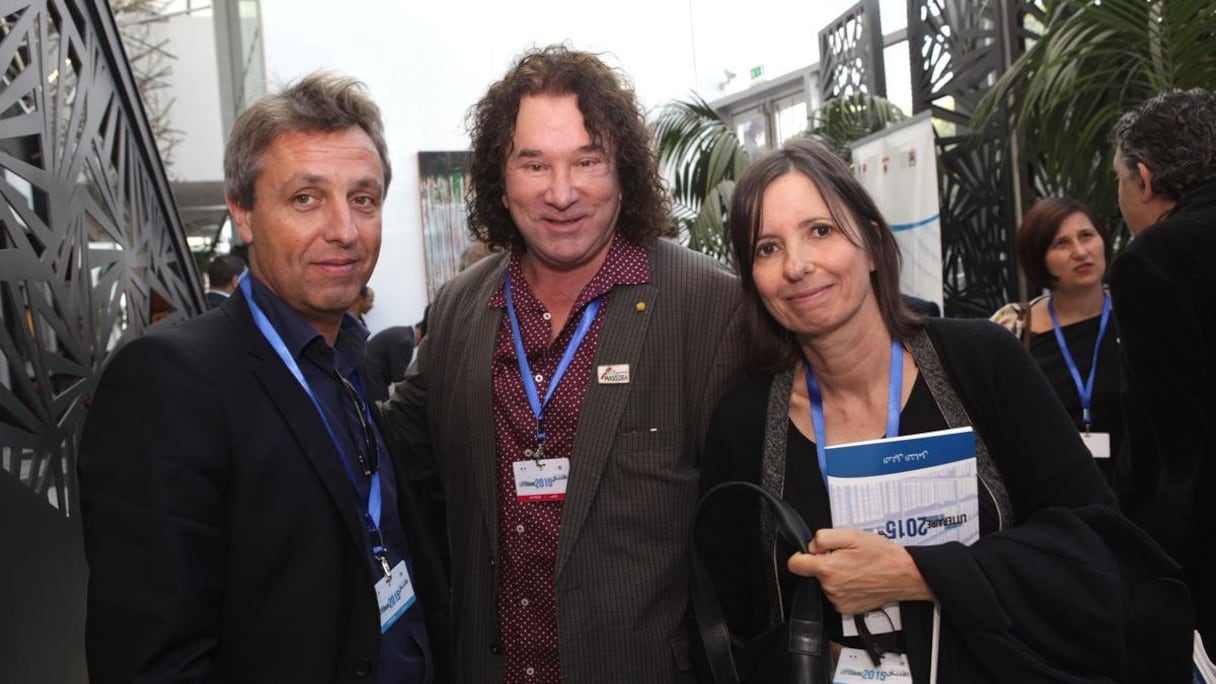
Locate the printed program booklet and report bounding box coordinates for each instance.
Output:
[824,426,979,636]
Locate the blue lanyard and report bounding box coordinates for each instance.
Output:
[1047,292,1112,431]
[504,272,601,457]
[805,340,903,488]
[239,276,391,573]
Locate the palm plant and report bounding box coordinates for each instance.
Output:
[975,0,1216,227]
[652,94,748,262]
[806,93,908,163]
[653,92,909,262]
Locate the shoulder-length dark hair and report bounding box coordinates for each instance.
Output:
[1015,197,1111,293]
[465,45,670,250]
[728,136,923,373]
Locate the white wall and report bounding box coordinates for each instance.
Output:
[257,0,913,333]
[259,1,699,333]
[145,14,225,183]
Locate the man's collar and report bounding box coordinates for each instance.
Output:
[488,232,650,309]
[246,275,367,361]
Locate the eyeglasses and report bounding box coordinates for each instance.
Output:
[854,609,900,667]
[336,373,378,476]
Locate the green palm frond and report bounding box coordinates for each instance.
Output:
[652,94,749,262]
[975,0,1216,227]
[806,93,909,162]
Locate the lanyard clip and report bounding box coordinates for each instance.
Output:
[377,553,392,580]
[534,419,546,464]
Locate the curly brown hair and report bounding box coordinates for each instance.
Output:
[466,45,670,250]
[1113,88,1216,203]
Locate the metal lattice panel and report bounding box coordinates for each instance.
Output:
[907,0,1038,314]
[909,0,1005,126]
[937,133,1016,317]
[819,0,886,101]
[0,0,201,515]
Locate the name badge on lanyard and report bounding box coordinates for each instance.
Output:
[503,272,599,503]
[375,560,415,633]
[513,457,571,502]
[1080,431,1111,458]
[833,648,913,684]
[239,276,404,616]
[1049,293,1112,459]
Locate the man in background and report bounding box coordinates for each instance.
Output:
[350,284,376,325]
[382,45,745,683]
[1109,87,1216,653]
[78,72,449,683]
[204,253,245,308]
[363,325,415,402]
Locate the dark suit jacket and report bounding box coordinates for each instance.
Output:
[205,290,229,309]
[1110,179,1216,647]
[78,290,451,683]
[363,325,417,403]
[902,293,941,318]
[382,239,746,683]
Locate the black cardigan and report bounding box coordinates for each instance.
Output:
[696,318,1123,683]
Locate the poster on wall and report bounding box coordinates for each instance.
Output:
[851,112,943,312]
[418,151,474,301]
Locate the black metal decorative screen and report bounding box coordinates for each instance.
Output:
[819,0,887,101]
[1,0,202,517]
[907,0,1038,316]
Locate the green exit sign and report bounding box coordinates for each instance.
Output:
[750,65,764,79]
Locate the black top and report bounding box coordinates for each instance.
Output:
[1027,314,1121,484]
[697,319,1122,683]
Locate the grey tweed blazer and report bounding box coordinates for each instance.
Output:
[383,238,746,683]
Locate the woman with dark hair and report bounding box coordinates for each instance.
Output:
[695,138,1141,683]
[991,198,1120,483]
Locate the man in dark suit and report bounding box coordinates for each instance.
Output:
[381,46,746,683]
[1109,88,1216,654]
[78,73,449,683]
[204,253,245,308]
[363,325,416,402]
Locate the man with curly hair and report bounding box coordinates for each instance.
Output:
[382,45,745,682]
[1109,87,1216,653]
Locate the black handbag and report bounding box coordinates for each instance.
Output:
[690,481,832,684]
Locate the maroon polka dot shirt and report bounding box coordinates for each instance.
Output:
[487,234,649,683]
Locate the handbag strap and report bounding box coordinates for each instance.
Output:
[690,481,832,684]
[907,327,1014,529]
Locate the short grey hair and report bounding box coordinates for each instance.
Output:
[223,71,390,209]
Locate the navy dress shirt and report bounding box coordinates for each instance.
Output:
[250,277,432,683]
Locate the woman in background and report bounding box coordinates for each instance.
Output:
[696,138,1133,683]
[991,198,1119,483]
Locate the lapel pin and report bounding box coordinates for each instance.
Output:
[635,301,646,312]
[598,365,630,384]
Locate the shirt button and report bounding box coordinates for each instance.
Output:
[534,373,543,382]
[526,667,536,676]
[542,312,552,320]
[521,597,530,607]
[524,448,533,457]
[516,524,525,533]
